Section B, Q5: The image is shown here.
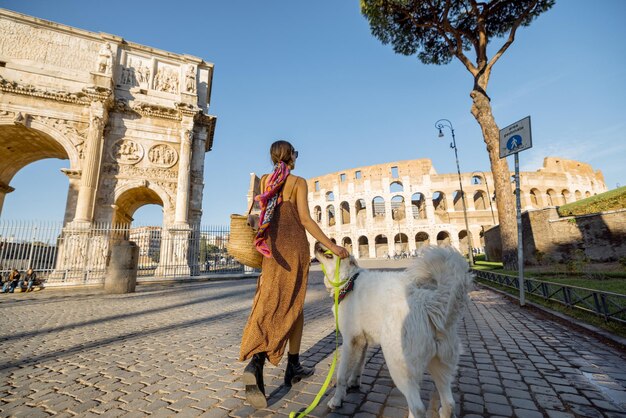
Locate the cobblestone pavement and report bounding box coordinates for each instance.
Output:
[1,263,625,418]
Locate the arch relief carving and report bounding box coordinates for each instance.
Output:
[110,139,144,164]
[148,144,178,168]
[102,163,178,180]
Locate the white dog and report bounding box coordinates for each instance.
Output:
[314,243,473,418]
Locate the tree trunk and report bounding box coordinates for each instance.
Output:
[470,81,518,269]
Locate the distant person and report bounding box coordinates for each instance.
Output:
[1,269,20,293]
[24,268,38,292]
[239,140,349,408]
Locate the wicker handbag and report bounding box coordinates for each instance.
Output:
[226,202,263,269]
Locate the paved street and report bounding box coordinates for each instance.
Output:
[1,263,625,418]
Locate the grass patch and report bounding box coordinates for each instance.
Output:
[473,261,626,294]
[525,277,626,294]
[557,186,626,216]
[475,278,626,339]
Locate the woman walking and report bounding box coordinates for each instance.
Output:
[240,140,348,408]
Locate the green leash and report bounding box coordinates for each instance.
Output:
[289,250,348,418]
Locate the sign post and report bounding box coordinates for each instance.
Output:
[499,116,532,306]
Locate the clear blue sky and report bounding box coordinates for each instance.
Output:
[1,0,625,225]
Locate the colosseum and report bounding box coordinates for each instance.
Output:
[249,157,606,259]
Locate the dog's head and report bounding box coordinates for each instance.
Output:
[314,242,359,292]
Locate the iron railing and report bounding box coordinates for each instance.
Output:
[0,220,248,285]
[473,269,626,324]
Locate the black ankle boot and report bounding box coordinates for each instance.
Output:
[243,352,267,408]
[284,353,314,386]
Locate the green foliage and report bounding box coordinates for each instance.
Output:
[360,0,555,66]
[557,186,626,217]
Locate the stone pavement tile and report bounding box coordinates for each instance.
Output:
[514,408,544,418]
[590,398,624,412]
[545,411,575,418]
[359,400,383,415]
[560,393,592,405]
[485,393,509,405]
[463,401,484,414]
[463,394,484,405]
[486,402,513,416]
[353,413,377,418]
[510,397,538,410]
[552,384,578,394]
[381,405,407,418]
[482,383,505,394]
[385,394,407,408]
[365,391,386,403]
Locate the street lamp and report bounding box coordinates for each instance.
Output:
[435,119,474,266]
[392,207,402,255]
[471,170,496,225]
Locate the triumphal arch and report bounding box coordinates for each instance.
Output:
[0,9,216,282]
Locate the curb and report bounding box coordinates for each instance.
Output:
[31,273,260,292]
[475,281,626,353]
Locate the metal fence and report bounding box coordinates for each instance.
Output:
[473,269,626,324]
[0,220,247,285]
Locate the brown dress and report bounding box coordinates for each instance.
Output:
[239,177,311,366]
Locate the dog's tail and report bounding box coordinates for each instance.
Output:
[405,246,473,332]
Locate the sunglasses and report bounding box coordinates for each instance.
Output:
[293,150,299,159]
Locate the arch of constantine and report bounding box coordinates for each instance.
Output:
[250,157,605,259]
[0,10,216,282]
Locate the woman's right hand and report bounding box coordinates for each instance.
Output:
[331,244,350,259]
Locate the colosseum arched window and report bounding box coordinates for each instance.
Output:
[326,191,335,201]
[391,195,405,220]
[375,234,388,257]
[530,188,541,208]
[585,191,591,198]
[436,231,451,247]
[411,193,426,219]
[339,201,350,225]
[473,190,487,210]
[561,189,570,204]
[546,189,557,206]
[372,196,385,219]
[355,199,366,227]
[326,205,335,226]
[575,190,582,201]
[471,174,484,185]
[313,205,322,223]
[390,181,403,193]
[458,230,471,255]
[358,236,369,259]
[433,191,446,212]
[342,237,353,254]
[394,233,408,254]
[453,190,465,211]
[415,232,430,249]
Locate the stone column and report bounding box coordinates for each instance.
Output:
[74,105,107,223]
[189,127,208,223]
[0,182,15,217]
[424,193,436,225]
[174,125,193,225]
[60,169,81,226]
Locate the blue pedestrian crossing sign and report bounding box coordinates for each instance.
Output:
[499,116,532,158]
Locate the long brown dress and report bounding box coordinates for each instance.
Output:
[239,177,311,366]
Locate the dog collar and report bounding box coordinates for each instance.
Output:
[337,272,360,304]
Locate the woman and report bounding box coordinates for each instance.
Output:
[1,269,20,293]
[240,140,349,408]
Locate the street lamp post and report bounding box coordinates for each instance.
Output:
[435,119,474,266]
[472,170,496,225]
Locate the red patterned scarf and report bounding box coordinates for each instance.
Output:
[254,161,290,257]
